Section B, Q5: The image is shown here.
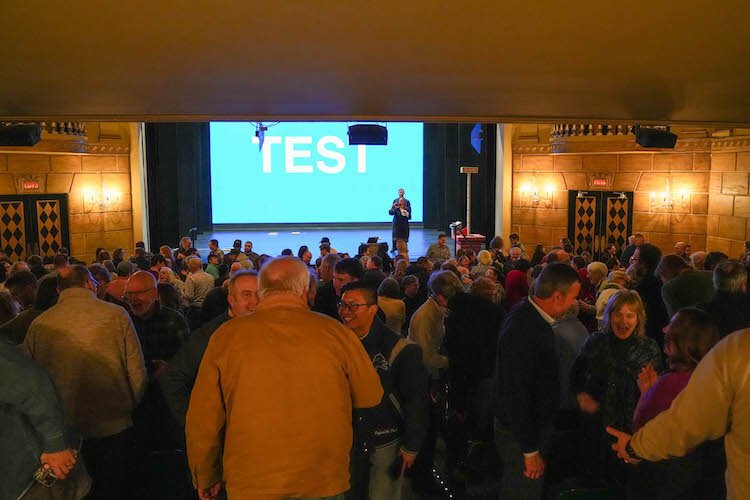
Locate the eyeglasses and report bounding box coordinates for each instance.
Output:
[337,302,372,313]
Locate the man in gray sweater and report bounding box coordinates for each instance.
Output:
[23,265,148,500]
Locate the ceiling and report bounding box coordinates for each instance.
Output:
[2,1,750,124]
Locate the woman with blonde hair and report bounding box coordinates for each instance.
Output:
[158,266,188,309]
[571,290,662,479]
[470,250,493,280]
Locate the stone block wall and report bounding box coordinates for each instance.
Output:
[510,130,750,258]
[707,151,750,257]
[0,134,134,263]
[512,151,710,253]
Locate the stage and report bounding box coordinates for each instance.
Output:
[194,225,450,259]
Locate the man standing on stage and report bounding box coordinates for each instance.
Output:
[389,188,412,252]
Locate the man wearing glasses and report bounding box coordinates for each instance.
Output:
[23,265,147,499]
[339,283,429,499]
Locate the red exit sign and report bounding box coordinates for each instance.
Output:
[23,180,40,189]
[592,178,607,187]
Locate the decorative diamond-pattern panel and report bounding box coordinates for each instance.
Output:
[36,200,63,257]
[0,201,26,261]
[606,198,629,251]
[574,197,596,255]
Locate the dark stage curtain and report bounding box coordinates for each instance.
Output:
[423,123,496,238]
[144,123,212,249]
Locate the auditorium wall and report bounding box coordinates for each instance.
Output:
[510,125,750,257]
[0,123,141,263]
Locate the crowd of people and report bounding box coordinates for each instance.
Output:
[2,230,750,499]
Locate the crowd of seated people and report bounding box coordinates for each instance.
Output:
[2,231,750,500]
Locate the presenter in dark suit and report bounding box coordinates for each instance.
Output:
[389,188,411,252]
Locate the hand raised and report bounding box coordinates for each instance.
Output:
[637,364,658,394]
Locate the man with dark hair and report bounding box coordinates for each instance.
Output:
[0,274,58,345]
[4,270,37,311]
[426,233,451,262]
[405,256,432,302]
[208,239,224,259]
[698,260,750,337]
[243,240,260,267]
[53,254,69,270]
[362,255,387,289]
[149,254,166,280]
[704,251,729,272]
[26,254,47,279]
[493,263,581,499]
[312,257,363,319]
[333,258,364,296]
[620,233,645,268]
[340,282,429,499]
[131,247,150,271]
[23,265,147,499]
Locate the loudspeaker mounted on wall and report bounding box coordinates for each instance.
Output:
[0,123,42,146]
[635,126,677,148]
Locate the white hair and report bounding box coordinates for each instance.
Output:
[258,257,310,299]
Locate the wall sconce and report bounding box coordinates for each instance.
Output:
[83,190,121,212]
[520,182,553,208]
[649,178,690,211]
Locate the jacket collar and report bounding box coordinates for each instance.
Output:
[57,287,96,302]
[255,293,309,312]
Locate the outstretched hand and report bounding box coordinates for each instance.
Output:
[605,426,641,464]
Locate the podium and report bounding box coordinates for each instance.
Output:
[455,233,486,253]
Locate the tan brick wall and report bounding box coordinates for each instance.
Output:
[0,152,133,263]
[707,151,750,258]
[511,150,712,255]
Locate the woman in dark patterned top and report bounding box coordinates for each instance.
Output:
[570,290,662,481]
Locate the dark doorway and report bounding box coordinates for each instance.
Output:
[0,194,70,261]
[567,190,633,259]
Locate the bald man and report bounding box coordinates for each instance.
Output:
[125,271,190,369]
[186,257,383,500]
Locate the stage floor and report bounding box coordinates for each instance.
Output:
[194,225,449,259]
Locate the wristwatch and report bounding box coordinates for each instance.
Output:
[625,440,642,460]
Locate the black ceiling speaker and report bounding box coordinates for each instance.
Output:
[0,123,42,146]
[348,124,387,145]
[635,127,677,148]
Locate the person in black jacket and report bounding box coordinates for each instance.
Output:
[632,243,669,350]
[697,259,750,337]
[340,283,430,500]
[160,271,259,433]
[493,263,581,500]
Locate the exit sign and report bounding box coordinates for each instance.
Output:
[593,178,607,187]
[23,180,40,189]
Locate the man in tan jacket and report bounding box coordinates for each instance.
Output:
[186,257,383,500]
[23,265,147,499]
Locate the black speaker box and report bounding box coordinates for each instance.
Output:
[0,124,42,146]
[348,124,388,145]
[635,128,677,148]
